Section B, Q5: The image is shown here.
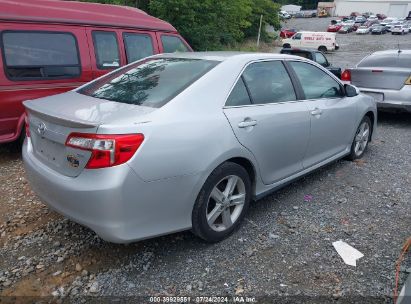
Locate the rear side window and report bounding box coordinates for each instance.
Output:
[289,61,343,99]
[314,52,328,66]
[242,61,296,104]
[92,31,120,69]
[123,33,154,63]
[1,31,80,80]
[226,77,252,107]
[161,35,189,53]
[358,54,411,68]
[78,58,218,108]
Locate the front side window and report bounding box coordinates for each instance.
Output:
[289,61,343,99]
[92,31,120,69]
[293,33,302,40]
[78,58,218,108]
[123,33,154,63]
[161,35,189,53]
[242,61,296,104]
[1,31,80,80]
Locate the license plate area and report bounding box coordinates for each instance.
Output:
[362,91,384,102]
[34,136,63,166]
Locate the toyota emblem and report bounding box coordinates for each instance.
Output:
[37,122,46,136]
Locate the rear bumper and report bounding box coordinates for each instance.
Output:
[23,139,202,243]
[358,87,411,112]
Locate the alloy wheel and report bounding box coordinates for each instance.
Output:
[206,175,246,232]
[354,121,370,156]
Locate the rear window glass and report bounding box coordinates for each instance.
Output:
[1,31,80,80]
[78,58,218,108]
[358,54,411,68]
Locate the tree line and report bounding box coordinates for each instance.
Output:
[78,0,282,50]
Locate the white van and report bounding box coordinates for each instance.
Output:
[281,31,338,52]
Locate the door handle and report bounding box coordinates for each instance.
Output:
[310,108,323,116]
[238,120,257,128]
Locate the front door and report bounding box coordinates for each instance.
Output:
[287,61,358,168]
[223,60,310,185]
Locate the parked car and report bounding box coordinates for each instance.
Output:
[280,48,342,78]
[294,12,305,18]
[328,20,343,32]
[280,28,297,38]
[370,24,388,34]
[341,50,411,112]
[367,15,378,21]
[364,20,380,27]
[342,20,355,26]
[23,52,377,243]
[0,0,191,145]
[376,14,387,20]
[279,11,292,19]
[350,12,361,17]
[362,12,374,19]
[356,26,370,34]
[282,31,339,52]
[381,17,398,26]
[391,24,408,35]
[338,25,354,33]
[355,16,367,24]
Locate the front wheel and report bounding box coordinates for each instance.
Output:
[192,162,251,243]
[283,43,291,48]
[347,116,372,160]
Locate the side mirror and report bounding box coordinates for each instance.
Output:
[345,84,359,97]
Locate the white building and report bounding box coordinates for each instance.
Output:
[334,0,411,18]
[281,4,302,13]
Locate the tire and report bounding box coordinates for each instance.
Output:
[318,46,327,53]
[347,116,372,161]
[283,43,291,48]
[191,162,251,243]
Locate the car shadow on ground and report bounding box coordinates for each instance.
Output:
[378,111,411,127]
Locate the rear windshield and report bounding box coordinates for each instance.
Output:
[358,53,411,68]
[78,58,218,108]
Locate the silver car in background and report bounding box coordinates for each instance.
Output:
[342,50,411,112]
[23,52,377,243]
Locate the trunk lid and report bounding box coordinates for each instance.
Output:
[351,68,410,90]
[25,91,156,177]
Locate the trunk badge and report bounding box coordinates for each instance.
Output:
[37,122,46,136]
[67,155,80,168]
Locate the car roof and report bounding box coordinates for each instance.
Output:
[152,51,298,62]
[0,0,176,32]
[370,49,411,56]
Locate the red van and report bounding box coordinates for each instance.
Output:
[0,0,191,144]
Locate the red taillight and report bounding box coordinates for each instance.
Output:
[25,112,30,138]
[341,69,351,82]
[65,133,144,169]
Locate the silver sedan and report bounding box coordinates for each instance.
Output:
[23,52,377,243]
[342,49,411,112]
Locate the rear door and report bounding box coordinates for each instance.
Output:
[286,60,357,168]
[223,60,310,185]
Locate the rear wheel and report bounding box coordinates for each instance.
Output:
[347,116,372,160]
[318,46,327,53]
[192,162,251,243]
[283,43,291,48]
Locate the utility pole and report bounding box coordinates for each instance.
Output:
[257,14,263,48]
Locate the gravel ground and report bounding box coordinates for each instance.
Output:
[1,17,411,303]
